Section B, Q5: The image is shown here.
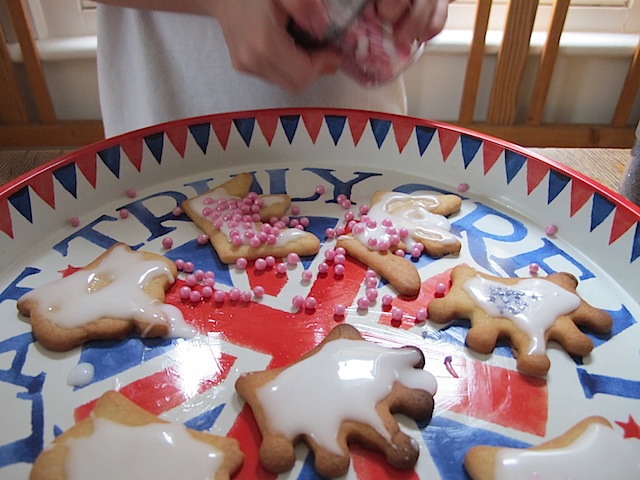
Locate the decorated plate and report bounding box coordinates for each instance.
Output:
[1,109,638,479]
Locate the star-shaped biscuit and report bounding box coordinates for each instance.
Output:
[337,190,462,296]
[235,324,437,477]
[182,173,320,263]
[464,416,639,479]
[427,265,612,376]
[30,391,244,480]
[17,243,193,352]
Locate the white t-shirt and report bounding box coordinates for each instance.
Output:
[96,5,408,137]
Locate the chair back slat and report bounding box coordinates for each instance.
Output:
[612,38,640,128]
[0,22,28,124]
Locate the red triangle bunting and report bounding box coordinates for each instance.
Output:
[211,118,232,150]
[483,142,504,175]
[348,112,369,146]
[609,206,639,244]
[257,113,279,147]
[393,121,414,154]
[0,197,13,238]
[121,138,144,172]
[75,153,98,188]
[28,170,56,208]
[437,129,460,161]
[570,180,595,217]
[526,160,550,195]
[166,125,188,157]
[301,111,323,143]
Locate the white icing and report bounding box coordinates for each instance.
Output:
[65,417,225,480]
[255,338,437,455]
[463,276,581,355]
[353,191,458,251]
[21,244,195,338]
[67,362,94,388]
[495,423,640,480]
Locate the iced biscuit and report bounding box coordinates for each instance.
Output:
[30,391,243,480]
[337,190,461,297]
[427,265,613,376]
[181,173,320,263]
[464,416,640,480]
[17,243,194,352]
[235,323,437,477]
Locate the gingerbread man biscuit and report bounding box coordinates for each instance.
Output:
[182,173,320,263]
[427,265,613,376]
[464,416,640,479]
[235,323,437,477]
[30,391,244,480]
[17,243,194,352]
[337,190,461,296]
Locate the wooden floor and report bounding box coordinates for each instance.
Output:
[0,147,631,194]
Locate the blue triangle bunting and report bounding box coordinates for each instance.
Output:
[144,132,164,164]
[98,145,121,179]
[8,187,32,223]
[183,404,225,432]
[189,123,211,154]
[504,150,527,184]
[324,115,347,146]
[233,118,255,147]
[547,170,571,204]
[279,115,300,144]
[415,125,436,156]
[369,118,391,149]
[631,223,640,263]
[461,134,482,168]
[590,193,616,232]
[52,163,78,198]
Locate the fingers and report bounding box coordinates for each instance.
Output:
[279,0,329,39]
[375,0,450,47]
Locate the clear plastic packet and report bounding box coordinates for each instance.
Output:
[287,0,425,87]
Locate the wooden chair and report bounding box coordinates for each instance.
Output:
[0,0,103,147]
[454,0,640,147]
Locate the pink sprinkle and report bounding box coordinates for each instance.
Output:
[334,253,346,264]
[367,237,378,248]
[189,290,202,303]
[315,185,325,195]
[70,216,80,227]
[334,264,346,276]
[291,205,301,215]
[365,288,378,301]
[324,249,336,261]
[457,183,470,193]
[241,290,252,303]
[391,307,404,322]
[335,247,346,256]
[352,223,365,235]
[336,194,347,203]
[162,237,174,249]
[287,252,300,265]
[229,288,241,302]
[304,296,317,310]
[341,199,352,209]
[126,188,137,198]
[235,257,248,270]
[185,275,197,287]
[174,259,185,270]
[545,224,558,236]
[399,227,409,238]
[292,295,305,309]
[203,277,215,288]
[183,262,194,273]
[365,277,377,288]
[365,269,377,278]
[394,249,405,257]
[325,228,336,239]
[318,262,329,274]
[197,233,209,245]
[255,258,267,271]
[334,226,345,236]
[381,294,394,307]
[435,282,447,296]
[172,206,183,217]
[357,297,370,310]
[202,286,213,298]
[334,304,346,316]
[119,209,129,219]
[275,263,287,275]
[378,240,390,251]
[529,262,540,274]
[265,256,276,268]
[289,218,299,228]
[301,270,313,282]
[359,205,369,215]
[213,290,226,303]
[179,286,192,300]
[253,286,265,298]
[249,237,261,248]
[415,308,428,322]
[344,211,355,222]
[299,217,310,227]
